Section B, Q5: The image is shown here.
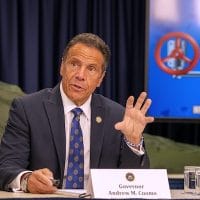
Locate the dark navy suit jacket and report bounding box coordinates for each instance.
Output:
[0,84,149,190]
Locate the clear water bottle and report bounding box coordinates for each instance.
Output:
[184,166,196,193]
[195,167,200,194]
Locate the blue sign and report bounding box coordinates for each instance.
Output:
[146,0,200,120]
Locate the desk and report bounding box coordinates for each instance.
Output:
[171,190,200,199]
[0,190,200,199]
[0,190,73,199]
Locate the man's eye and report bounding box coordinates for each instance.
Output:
[88,66,96,71]
[71,62,77,66]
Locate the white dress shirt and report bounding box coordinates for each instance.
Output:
[60,82,91,189]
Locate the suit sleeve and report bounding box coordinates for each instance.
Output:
[0,98,30,191]
[119,138,150,169]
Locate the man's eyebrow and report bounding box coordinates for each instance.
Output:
[67,57,81,62]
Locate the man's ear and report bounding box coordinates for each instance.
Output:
[97,71,106,87]
[60,62,64,76]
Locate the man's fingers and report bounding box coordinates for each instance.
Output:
[125,92,149,112]
[141,98,152,114]
[125,96,134,109]
[145,116,154,124]
[114,122,123,130]
[134,92,147,110]
[41,168,53,178]
[32,169,53,185]
[28,169,57,194]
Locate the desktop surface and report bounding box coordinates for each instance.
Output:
[0,190,200,199]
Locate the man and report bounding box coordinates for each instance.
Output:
[0,33,154,194]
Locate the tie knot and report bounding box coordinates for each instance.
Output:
[71,107,83,117]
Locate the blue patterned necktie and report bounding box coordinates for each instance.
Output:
[66,108,84,189]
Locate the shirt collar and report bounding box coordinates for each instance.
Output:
[60,82,91,120]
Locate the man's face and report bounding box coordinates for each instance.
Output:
[60,43,105,106]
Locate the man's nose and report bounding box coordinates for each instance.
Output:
[75,66,86,80]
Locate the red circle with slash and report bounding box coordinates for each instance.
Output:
[155,32,199,75]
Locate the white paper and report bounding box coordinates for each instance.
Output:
[56,189,87,197]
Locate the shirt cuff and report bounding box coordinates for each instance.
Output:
[128,144,145,156]
[8,170,32,192]
[124,136,145,156]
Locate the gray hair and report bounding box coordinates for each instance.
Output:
[62,33,111,71]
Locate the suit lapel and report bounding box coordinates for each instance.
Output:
[90,94,106,168]
[43,89,106,172]
[43,85,66,178]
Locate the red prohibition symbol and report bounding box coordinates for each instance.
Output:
[155,32,199,75]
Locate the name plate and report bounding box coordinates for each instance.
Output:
[90,169,171,199]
